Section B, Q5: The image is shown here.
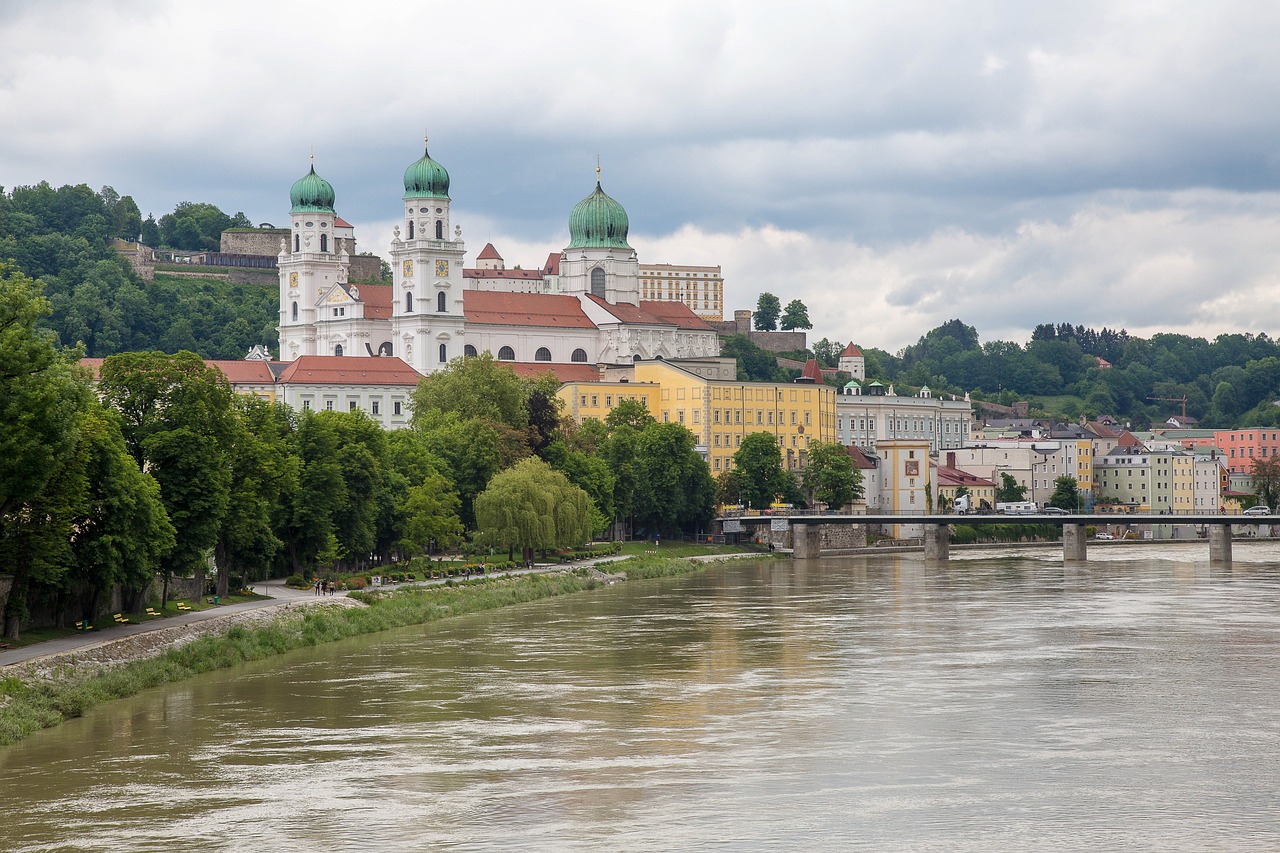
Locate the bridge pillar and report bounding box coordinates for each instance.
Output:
[1062,523,1088,562]
[793,523,822,560]
[1209,524,1232,565]
[924,523,950,562]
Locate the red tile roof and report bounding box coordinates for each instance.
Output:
[334,216,353,228]
[463,291,595,328]
[841,342,863,357]
[354,283,393,319]
[933,464,994,487]
[464,268,545,280]
[586,294,667,325]
[543,253,561,275]
[1117,431,1142,447]
[79,357,105,379]
[637,300,715,331]
[277,356,422,386]
[504,362,601,383]
[843,444,877,470]
[801,358,823,382]
[205,360,278,384]
[476,242,503,260]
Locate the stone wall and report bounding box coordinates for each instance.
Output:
[349,255,383,283]
[709,311,807,353]
[221,229,292,255]
[227,269,280,287]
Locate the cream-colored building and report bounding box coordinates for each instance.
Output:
[836,381,972,453]
[639,263,724,321]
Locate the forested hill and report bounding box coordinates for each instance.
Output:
[810,317,1280,429]
[0,182,276,359]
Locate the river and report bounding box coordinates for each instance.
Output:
[4,544,1280,851]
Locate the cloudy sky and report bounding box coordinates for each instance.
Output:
[4,0,1280,352]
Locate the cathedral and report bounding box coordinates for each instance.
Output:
[277,140,720,375]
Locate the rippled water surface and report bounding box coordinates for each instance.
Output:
[5,545,1280,851]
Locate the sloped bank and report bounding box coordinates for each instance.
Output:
[0,555,722,747]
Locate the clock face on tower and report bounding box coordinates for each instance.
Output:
[289,272,298,287]
[436,260,449,277]
[403,260,413,278]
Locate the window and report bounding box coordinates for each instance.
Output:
[436,220,444,239]
[571,348,588,363]
[302,400,311,411]
[372,401,380,415]
[498,346,515,361]
[464,344,477,357]
[349,401,357,412]
[591,395,598,407]
[437,291,446,312]
[405,292,414,312]
[325,400,334,411]
[590,267,606,297]
[408,221,414,239]
[334,344,344,356]
[535,347,551,362]
[439,344,447,363]
[320,234,328,253]
[393,401,402,416]
[291,301,298,321]
[294,234,300,251]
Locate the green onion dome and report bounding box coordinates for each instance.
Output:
[567,181,632,250]
[403,143,451,199]
[289,165,336,213]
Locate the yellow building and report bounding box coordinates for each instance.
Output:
[557,360,837,475]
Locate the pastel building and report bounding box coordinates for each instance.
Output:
[835,381,971,453]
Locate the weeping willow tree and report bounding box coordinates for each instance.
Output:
[474,457,594,561]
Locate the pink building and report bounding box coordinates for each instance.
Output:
[1213,428,1280,474]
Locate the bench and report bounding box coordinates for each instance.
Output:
[0,642,9,650]
[74,620,91,631]
[176,602,193,611]
[113,613,129,624]
[146,608,161,617]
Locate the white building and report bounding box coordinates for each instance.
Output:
[836,381,972,453]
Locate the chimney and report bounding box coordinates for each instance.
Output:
[947,451,956,469]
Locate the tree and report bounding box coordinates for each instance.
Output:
[411,351,531,432]
[141,214,161,247]
[802,442,862,510]
[733,433,786,510]
[98,351,236,603]
[995,472,1028,504]
[1046,476,1081,512]
[753,292,781,331]
[780,299,812,331]
[1251,456,1280,512]
[812,338,843,368]
[632,421,715,535]
[474,457,594,561]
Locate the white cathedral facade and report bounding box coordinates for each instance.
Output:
[277,141,719,375]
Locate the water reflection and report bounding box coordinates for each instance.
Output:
[4,544,1280,850]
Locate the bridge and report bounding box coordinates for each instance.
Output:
[724,513,1280,565]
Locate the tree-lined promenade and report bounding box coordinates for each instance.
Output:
[6,264,856,640]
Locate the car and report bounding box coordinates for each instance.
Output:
[1041,506,1068,515]
[1094,532,1114,540]
[1242,505,1272,516]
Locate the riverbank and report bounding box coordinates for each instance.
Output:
[0,554,743,747]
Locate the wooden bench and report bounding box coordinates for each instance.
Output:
[112,613,129,624]
[176,602,193,612]
[146,608,161,617]
[74,619,91,631]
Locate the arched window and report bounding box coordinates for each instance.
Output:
[633,354,642,362]
[498,346,515,361]
[294,234,300,252]
[320,233,328,253]
[291,301,298,321]
[571,348,588,363]
[590,267,606,297]
[335,344,344,357]
[435,220,444,239]
[405,292,413,312]
[408,221,414,239]
[464,344,477,357]
[437,291,446,312]
[439,344,447,363]
[535,347,551,362]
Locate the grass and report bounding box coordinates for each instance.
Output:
[0,554,728,747]
[616,541,758,558]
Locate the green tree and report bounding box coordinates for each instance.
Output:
[753,292,781,331]
[1046,476,1081,512]
[474,457,594,561]
[995,472,1028,503]
[633,421,715,535]
[780,299,812,331]
[733,432,786,510]
[811,338,843,368]
[98,351,236,603]
[141,214,161,247]
[412,351,531,431]
[802,441,862,510]
[1250,456,1280,512]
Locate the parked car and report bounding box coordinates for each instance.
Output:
[1094,532,1115,540]
[1041,506,1068,515]
[1242,505,1272,516]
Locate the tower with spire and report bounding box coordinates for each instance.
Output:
[389,133,468,373]
[279,156,342,359]
[557,164,640,306]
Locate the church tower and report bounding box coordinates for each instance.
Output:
[278,159,341,359]
[389,135,467,373]
[558,168,639,306]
